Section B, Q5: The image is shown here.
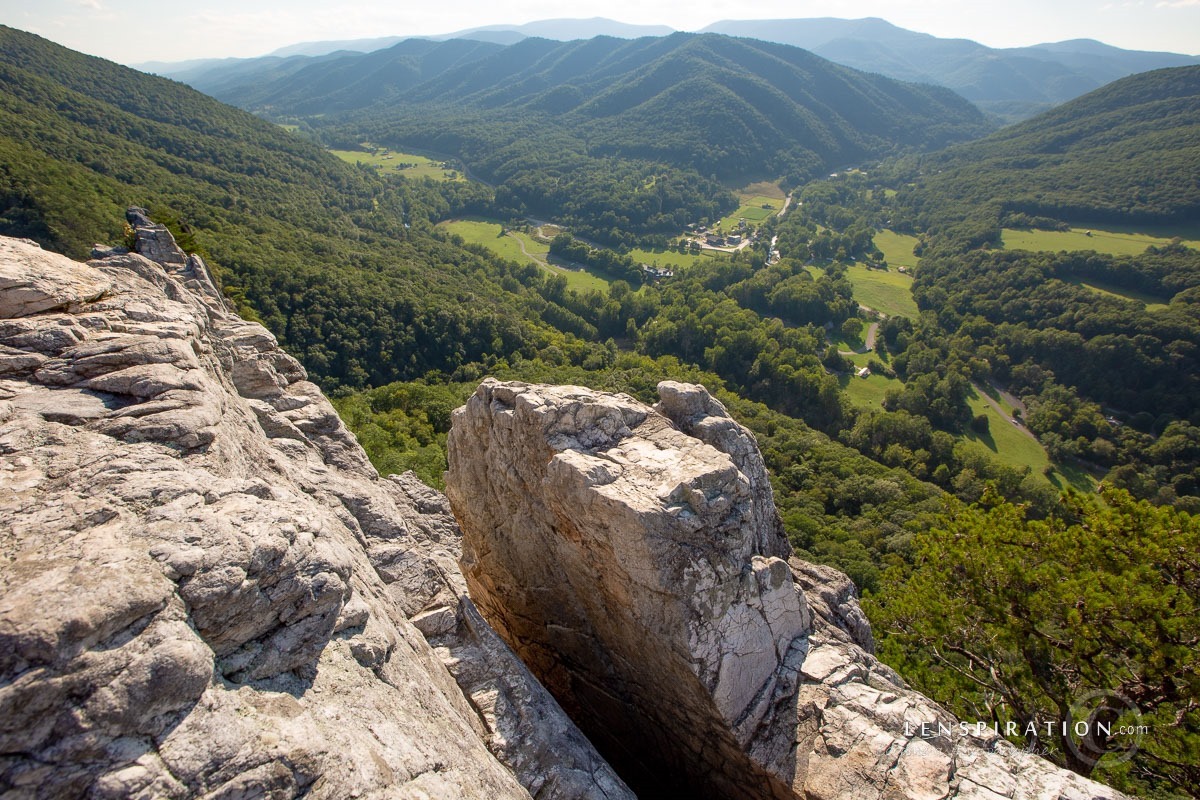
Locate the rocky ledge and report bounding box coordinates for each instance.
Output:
[0,213,630,799]
[446,379,1124,800]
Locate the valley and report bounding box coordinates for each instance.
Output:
[2,19,1199,798]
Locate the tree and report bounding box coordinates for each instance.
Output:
[868,488,1200,796]
[841,317,864,342]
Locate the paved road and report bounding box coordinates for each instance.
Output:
[837,321,879,356]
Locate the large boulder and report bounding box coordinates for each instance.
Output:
[0,219,631,800]
[445,379,1125,800]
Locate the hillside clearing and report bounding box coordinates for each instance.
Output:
[1002,226,1200,257]
[330,147,465,182]
[845,264,918,318]
[439,219,610,292]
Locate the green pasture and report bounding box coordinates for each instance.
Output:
[961,386,1096,492]
[629,247,716,270]
[839,370,897,410]
[1063,278,1170,311]
[439,219,610,293]
[1002,226,1200,257]
[873,229,921,270]
[845,263,918,318]
[330,148,465,182]
[717,194,784,231]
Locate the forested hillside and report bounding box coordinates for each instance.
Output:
[701,17,1200,121]
[189,32,989,244]
[0,25,546,391]
[897,65,1200,227]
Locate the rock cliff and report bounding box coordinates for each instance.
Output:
[0,216,631,800]
[446,380,1125,800]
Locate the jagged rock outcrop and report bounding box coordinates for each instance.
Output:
[0,216,632,800]
[446,379,1125,800]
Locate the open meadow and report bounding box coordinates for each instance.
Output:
[438,219,610,293]
[330,147,465,182]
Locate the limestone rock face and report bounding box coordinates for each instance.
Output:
[0,220,630,800]
[446,379,1126,800]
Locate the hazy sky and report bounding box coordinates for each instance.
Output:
[3,0,1198,64]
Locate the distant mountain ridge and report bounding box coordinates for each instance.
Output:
[701,18,1200,120]
[189,32,990,185]
[149,17,1200,123]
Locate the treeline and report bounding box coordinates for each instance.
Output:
[549,233,644,285]
[767,176,886,264]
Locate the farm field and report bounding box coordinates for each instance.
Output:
[439,219,610,293]
[716,192,784,231]
[1001,226,1200,257]
[845,263,918,318]
[873,229,921,270]
[629,247,716,270]
[330,148,465,182]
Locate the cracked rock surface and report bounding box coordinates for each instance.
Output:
[446,379,1124,800]
[0,217,630,800]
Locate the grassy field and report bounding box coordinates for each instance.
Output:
[1064,278,1170,311]
[717,194,784,231]
[960,387,1096,492]
[629,247,717,270]
[330,148,465,182]
[738,181,787,200]
[439,219,610,293]
[873,230,921,270]
[839,370,898,410]
[845,263,918,318]
[1002,226,1200,257]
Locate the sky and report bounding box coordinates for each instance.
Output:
[3,0,1198,65]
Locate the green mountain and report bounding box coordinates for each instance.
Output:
[901,65,1200,227]
[159,17,1200,124]
[0,25,547,391]
[208,33,990,182]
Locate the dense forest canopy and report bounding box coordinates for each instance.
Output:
[895,65,1200,227]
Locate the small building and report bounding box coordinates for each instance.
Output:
[641,264,674,278]
[856,366,871,379]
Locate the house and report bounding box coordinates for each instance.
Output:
[641,265,674,279]
[727,234,742,245]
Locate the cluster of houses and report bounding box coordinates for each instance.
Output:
[686,218,757,250]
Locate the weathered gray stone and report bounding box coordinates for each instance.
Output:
[0,227,631,800]
[0,238,111,318]
[446,379,1127,800]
